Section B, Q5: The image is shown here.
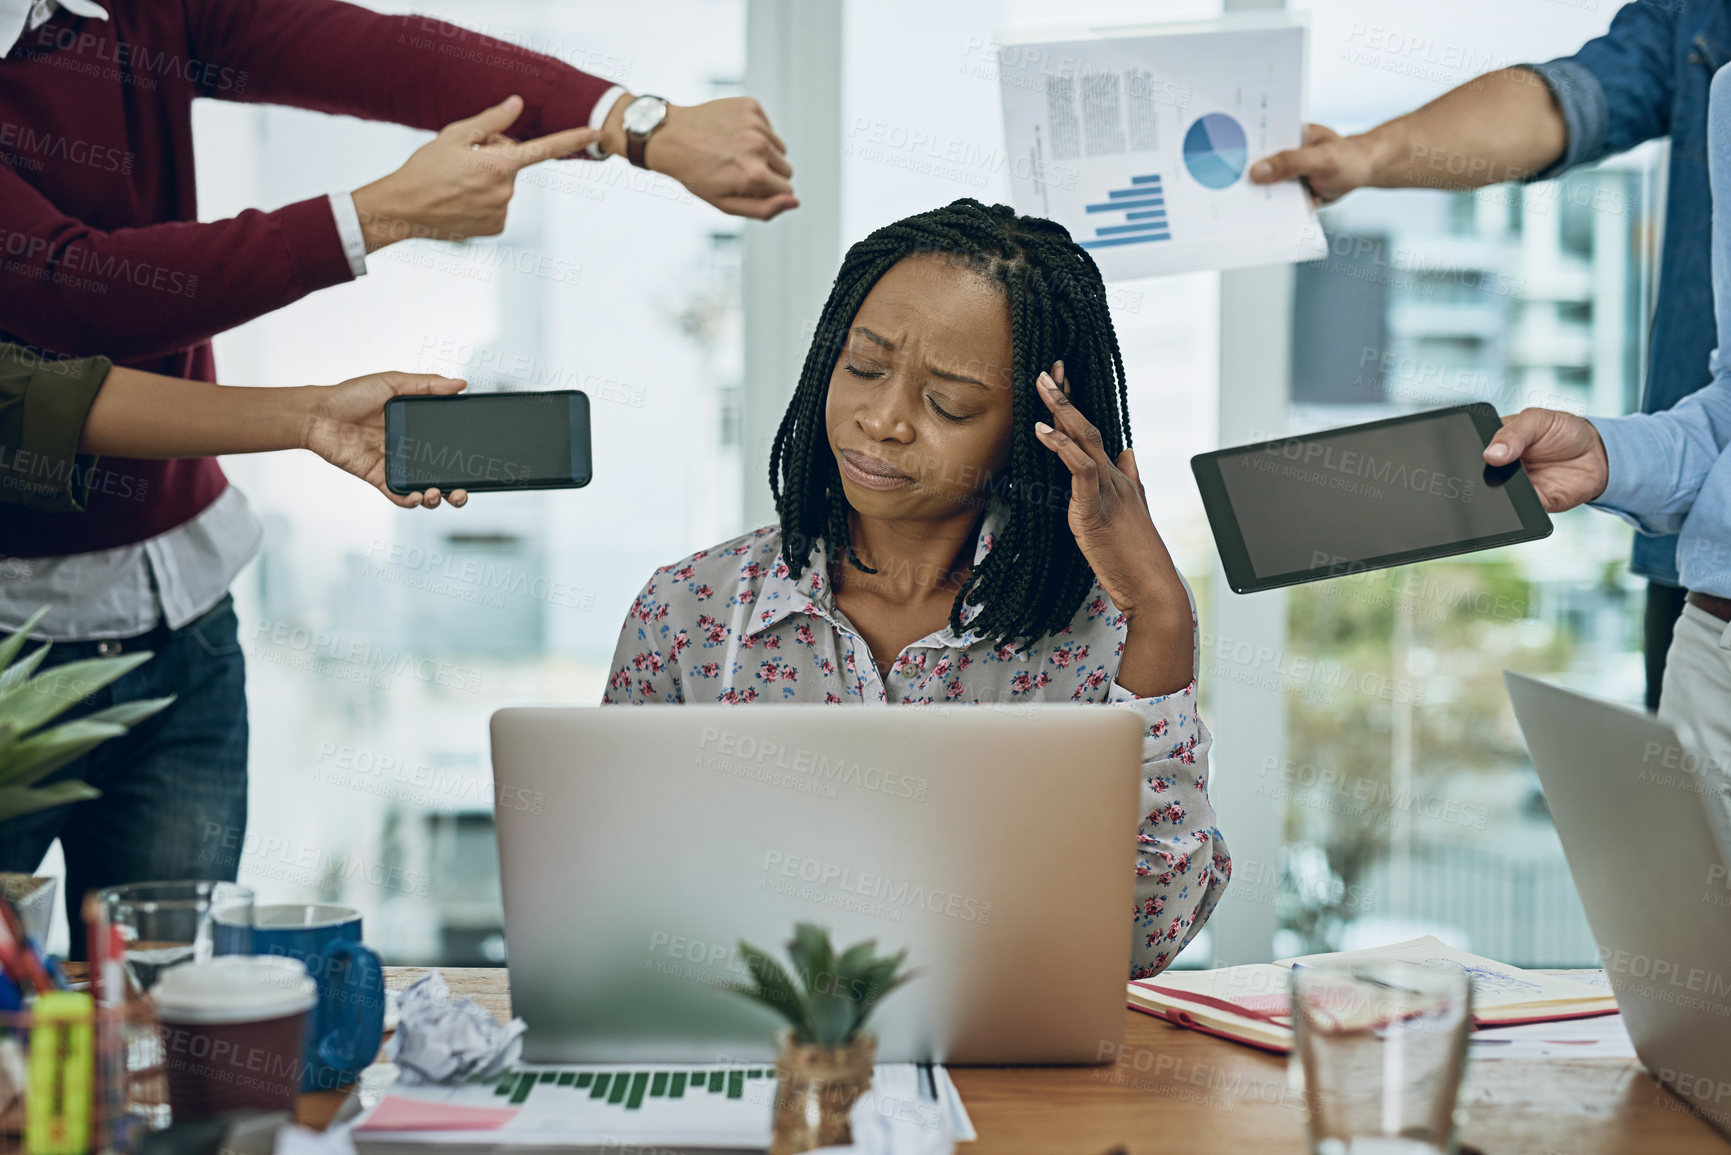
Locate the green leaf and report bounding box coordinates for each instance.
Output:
[0,720,127,788]
[0,608,49,672]
[0,652,153,735]
[787,923,834,995]
[78,696,176,729]
[0,779,100,822]
[733,942,811,1039]
[851,953,915,1035]
[807,986,855,1046]
[0,642,50,698]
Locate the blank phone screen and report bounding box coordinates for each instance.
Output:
[1214,410,1524,579]
[393,394,576,488]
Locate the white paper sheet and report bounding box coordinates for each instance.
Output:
[349,1061,973,1151]
[997,14,1325,280]
[1468,1013,1636,1060]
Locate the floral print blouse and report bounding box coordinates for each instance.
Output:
[601,509,1232,979]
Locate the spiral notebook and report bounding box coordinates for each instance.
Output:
[1127,936,1619,1053]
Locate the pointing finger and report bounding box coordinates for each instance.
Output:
[497,125,602,169]
[449,95,525,144]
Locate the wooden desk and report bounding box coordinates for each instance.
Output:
[296,967,1730,1154]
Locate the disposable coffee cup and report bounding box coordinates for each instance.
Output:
[152,955,317,1120]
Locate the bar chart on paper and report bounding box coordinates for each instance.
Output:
[351,1062,974,1150]
[998,17,1323,279]
[1081,174,1171,249]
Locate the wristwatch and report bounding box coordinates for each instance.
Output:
[621,94,669,169]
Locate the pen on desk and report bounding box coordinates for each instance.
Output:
[918,1060,937,1102]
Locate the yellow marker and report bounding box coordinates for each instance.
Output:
[25,991,93,1155]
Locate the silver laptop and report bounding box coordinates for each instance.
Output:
[1506,672,1731,1138]
[490,704,1145,1064]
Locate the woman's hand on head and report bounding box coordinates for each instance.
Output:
[1033,361,1187,625]
[302,372,471,509]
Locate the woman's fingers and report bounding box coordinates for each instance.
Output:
[1035,420,1100,501]
[1036,372,1112,470]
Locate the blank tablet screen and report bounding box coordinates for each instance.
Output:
[1192,405,1552,593]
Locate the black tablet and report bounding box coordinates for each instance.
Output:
[1191,403,1553,594]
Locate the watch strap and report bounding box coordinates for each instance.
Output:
[626,129,649,169]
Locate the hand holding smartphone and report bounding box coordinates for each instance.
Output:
[384,390,593,495]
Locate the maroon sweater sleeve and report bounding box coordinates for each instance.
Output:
[0,163,353,361]
[181,0,618,139]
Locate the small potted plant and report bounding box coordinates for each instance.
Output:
[0,606,175,824]
[729,923,915,1155]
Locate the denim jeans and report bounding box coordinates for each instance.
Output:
[0,594,249,955]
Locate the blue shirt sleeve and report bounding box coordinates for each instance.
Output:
[1588,63,1731,535]
[1520,0,1679,180]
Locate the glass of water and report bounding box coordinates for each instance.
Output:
[1291,960,1472,1155]
[100,880,254,992]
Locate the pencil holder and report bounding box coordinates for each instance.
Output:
[0,995,167,1155]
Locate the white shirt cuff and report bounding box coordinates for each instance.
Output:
[328,192,368,278]
[587,84,627,160]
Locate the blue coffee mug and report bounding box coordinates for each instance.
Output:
[214,903,384,1091]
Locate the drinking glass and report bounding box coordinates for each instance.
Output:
[99,881,255,993]
[1291,960,1473,1155]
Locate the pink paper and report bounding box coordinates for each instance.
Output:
[357,1096,520,1132]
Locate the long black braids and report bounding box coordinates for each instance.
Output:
[768,198,1133,650]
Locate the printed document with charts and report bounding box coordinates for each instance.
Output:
[1127,936,1619,1053]
[996,12,1326,280]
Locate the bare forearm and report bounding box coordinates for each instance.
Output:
[1115,605,1195,700]
[77,367,313,458]
[1357,68,1568,190]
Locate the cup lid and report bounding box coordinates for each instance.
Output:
[152,955,318,1024]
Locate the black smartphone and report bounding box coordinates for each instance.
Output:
[384,390,592,495]
[1190,402,1553,594]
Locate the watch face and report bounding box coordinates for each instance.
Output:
[623,96,668,136]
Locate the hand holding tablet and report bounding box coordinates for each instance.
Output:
[1192,404,1553,594]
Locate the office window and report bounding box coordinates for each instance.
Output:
[192,0,748,963]
[1269,0,1661,965]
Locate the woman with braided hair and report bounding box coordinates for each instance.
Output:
[603,198,1229,978]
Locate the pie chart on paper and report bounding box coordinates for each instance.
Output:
[1182,113,1249,190]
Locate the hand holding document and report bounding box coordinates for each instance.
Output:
[996,14,1325,279]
